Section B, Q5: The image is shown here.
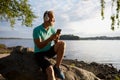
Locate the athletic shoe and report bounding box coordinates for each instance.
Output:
[53,65,65,80]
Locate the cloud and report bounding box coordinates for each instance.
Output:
[0,0,120,38]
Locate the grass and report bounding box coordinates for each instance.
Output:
[115,76,120,80]
[0,44,11,54]
[0,44,6,49]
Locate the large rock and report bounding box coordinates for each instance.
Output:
[0,74,5,80]
[0,46,100,80]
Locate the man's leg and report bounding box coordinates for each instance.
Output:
[46,65,56,80]
[54,40,66,68]
[34,53,56,80]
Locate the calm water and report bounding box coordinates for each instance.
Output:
[0,39,120,69]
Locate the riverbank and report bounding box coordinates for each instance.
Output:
[0,44,120,80]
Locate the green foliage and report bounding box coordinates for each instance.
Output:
[0,44,6,49]
[115,75,120,80]
[60,34,80,40]
[101,0,105,20]
[70,63,75,67]
[101,0,120,31]
[0,0,37,27]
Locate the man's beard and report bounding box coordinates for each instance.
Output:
[49,22,54,26]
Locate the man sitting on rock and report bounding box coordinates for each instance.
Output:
[33,10,66,80]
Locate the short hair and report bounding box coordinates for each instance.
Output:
[43,10,54,18]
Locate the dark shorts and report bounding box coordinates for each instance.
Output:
[34,46,56,72]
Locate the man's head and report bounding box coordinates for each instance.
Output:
[43,11,55,26]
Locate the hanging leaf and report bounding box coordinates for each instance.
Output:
[0,0,37,27]
[101,0,120,30]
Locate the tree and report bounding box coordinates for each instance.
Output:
[0,0,36,27]
[101,0,120,30]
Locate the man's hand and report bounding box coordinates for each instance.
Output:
[55,29,61,40]
[50,29,61,43]
[50,34,60,41]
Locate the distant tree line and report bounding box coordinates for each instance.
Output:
[60,35,120,40]
[0,35,120,40]
[79,36,120,40]
[60,34,80,40]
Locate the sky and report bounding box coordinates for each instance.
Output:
[0,0,120,38]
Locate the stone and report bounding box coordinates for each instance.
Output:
[0,46,100,80]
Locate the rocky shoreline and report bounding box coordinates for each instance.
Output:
[0,44,120,80]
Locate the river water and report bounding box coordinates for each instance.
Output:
[0,39,120,69]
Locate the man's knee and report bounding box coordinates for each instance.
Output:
[58,41,66,47]
[54,41,66,52]
[60,41,66,48]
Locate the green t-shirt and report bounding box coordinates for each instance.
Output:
[33,24,56,53]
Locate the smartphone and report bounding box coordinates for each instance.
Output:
[56,29,61,34]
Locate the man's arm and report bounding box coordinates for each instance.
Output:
[34,34,57,49]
